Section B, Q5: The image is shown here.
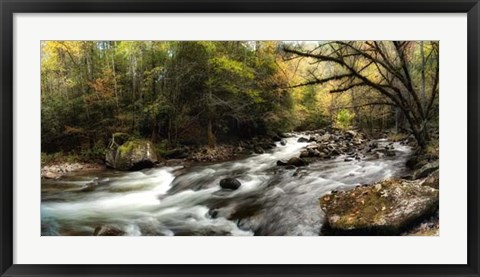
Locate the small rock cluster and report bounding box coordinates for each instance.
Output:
[277,129,397,169]
[186,135,282,163]
[405,151,439,189]
[41,163,104,179]
[190,145,242,162]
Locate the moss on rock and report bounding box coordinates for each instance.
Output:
[106,139,158,171]
[320,179,439,235]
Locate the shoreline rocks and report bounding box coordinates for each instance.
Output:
[277,128,398,170]
[319,177,439,235]
[93,225,125,236]
[41,163,105,179]
[413,160,439,180]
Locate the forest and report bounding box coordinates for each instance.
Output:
[41,41,440,236]
[41,41,438,161]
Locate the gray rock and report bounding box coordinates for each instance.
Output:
[219,177,241,190]
[320,179,439,235]
[413,160,439,179]
[105,139,158,171]
[276,160,288,166]
[344,130,357,139]
[299,150,310,158]
[287,157,308,167]
[254,146,265,154]
[43,171,60,179]
[93,225,125,236]
[297,137,309,143]
[421,170,439,189]
[319,134,331,142]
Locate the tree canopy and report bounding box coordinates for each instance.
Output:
[41,40,439,159]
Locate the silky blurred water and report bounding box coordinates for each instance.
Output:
[41,136,411,236]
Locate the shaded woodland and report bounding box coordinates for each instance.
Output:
[41,41,439,162]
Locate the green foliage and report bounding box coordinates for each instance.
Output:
[154,140,169,157]
[80,142,107,162]
[41,152,78,166]
[115,139,149,155]
[335,109,355,130]
[41,40,439,157]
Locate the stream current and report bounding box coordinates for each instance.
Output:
[41,135,411,236]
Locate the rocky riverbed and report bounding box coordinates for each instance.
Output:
[41,129,439,236]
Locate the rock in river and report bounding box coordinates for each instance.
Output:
[320,179,439,235]
[93,225,125,236]
[276,160,288,166]
[219,177,241,190]
[297,137,309,143]
[254,146,265,154]
[106,139,158,171]
[287,157,309,167]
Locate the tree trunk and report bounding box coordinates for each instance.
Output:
[110,42,119,111]
[207,114,216,149]
[402,107,429,149]
[207,89,216,148]
[420,41,426,111]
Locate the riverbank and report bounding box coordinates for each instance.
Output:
[41,163,106,179]
[41,128,439,236]
[42,132,285,177]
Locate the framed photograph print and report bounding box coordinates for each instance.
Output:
[1,0,479,276]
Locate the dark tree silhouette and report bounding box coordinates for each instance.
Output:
[283,41,439,149]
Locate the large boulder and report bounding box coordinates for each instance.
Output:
[105,139,158,171]
[219,177,241,190]
[320,179,439,235]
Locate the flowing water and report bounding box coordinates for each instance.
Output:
[41,136,412,236]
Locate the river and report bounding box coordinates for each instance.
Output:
[41,135,412,236]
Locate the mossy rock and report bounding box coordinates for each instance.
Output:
[320,179,439,235]
[106,139,158,171]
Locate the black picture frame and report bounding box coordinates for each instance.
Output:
[1,0,479,276]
